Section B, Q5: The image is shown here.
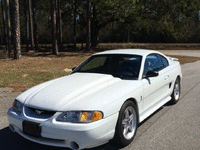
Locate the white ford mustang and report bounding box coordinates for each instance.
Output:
[7,49,182,150]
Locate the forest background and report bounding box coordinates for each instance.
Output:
[0,0,200,59]
[1,0,200,91]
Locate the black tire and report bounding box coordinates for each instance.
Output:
[112,101,138,146]
[170,77,181,104]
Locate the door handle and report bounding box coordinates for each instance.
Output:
[164,75,169,80]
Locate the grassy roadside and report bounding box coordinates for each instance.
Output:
[0,51,200,92]
[0,52,91,92]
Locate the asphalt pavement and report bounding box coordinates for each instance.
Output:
[0,51,200,150]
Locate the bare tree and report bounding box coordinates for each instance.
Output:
[86,0,91,52]
[51,0,58,55]
[10,0,21,59]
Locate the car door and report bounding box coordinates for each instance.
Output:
[141,54,171,116]
[157,54,172,97]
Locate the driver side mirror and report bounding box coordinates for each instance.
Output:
[143,70,159,78]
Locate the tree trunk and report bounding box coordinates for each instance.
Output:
[127,26,130,43]
[11,0,21,59]
[58,1,63,52]
[51,0,58,55]
[24,0,29,52]
[91,4,99,47]
[73,0,77,49]
[5,0,11,57]
[28,0,34,50]
[91,26,99,47]
[86,0,91,52]
[56,0,63,51]
[32,0,39,51]
[1,0,6,45]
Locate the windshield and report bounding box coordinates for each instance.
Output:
[72,54,142,80]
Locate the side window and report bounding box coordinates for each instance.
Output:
[144,54,163,74]
[161,55,169,68]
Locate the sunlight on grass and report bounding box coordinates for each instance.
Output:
[0,52,90,91]
[0,70,68,91]
[0,52,200,92]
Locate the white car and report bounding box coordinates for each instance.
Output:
[7,49,182,150]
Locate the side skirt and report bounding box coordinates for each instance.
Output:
[139,96,171,123]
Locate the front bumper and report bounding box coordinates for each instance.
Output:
[7,108,118,150]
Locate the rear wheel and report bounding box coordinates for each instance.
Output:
[112,101,138,146]
[170,78,180,104]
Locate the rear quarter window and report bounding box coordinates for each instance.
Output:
[158,54,169,68]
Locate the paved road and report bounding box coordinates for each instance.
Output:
[0,58,200,150]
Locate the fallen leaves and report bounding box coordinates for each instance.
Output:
[3,90,14,94]
[22,74,29,78]
[64,68,72,72]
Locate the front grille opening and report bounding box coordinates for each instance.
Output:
[29,107,56,116]
[25,106,56,119]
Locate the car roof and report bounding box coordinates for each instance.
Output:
[93,49,159,57]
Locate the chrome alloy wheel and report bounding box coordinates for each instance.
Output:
[174,81,180,101]
[122,106,137,140]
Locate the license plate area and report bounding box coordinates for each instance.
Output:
[23,121,41,137]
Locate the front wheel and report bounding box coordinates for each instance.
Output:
[112,101,138,146]
[170,78,181,104]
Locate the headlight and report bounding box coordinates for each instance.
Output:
[12,99,23,113]
[56,111,103,123]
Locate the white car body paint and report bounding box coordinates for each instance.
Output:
[7,49,182,150]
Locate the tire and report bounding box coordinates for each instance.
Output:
[170,77,181,104]
[112,101,138,146]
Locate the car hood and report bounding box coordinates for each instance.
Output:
[19,73,124,111]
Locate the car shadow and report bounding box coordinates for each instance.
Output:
[139,101,173,127]
[0,127,122,150]
[0,127,67,150]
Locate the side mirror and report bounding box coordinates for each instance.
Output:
[143,70,159,78]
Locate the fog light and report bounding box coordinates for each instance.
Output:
[70,141,79,150]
